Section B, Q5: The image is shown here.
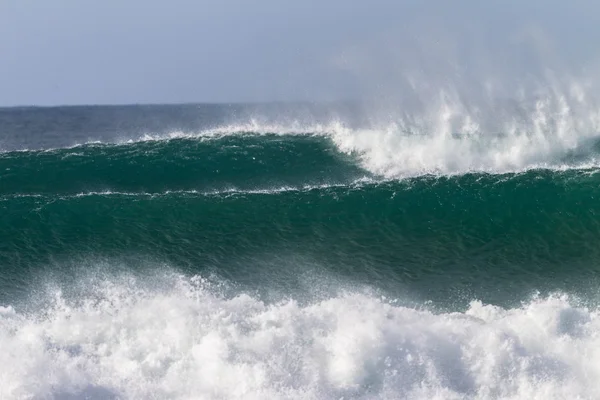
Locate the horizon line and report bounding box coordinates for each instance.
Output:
[0,99,361,110]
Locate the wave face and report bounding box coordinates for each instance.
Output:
[0,136,365,195]
[3,167,600,306]
[2,103,600,399]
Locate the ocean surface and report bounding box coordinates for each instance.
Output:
[2,102,600,399]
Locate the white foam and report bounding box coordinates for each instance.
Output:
[328,91,600,178]
[2,273,600,399]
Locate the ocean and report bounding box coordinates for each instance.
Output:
[2,101,600,399]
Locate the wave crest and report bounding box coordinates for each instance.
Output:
[127,90,600,178]
[4,84,600,179]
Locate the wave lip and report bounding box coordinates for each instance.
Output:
[1,273,599,400]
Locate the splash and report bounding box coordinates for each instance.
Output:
[2,272,600,400]
[329,83,600,177]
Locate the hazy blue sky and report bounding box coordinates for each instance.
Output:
[2,0,600,106]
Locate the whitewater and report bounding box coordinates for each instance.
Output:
[2,270,600,400]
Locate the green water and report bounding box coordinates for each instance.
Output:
[2,135,600,307]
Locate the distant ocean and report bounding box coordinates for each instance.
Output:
[2,101,600,399]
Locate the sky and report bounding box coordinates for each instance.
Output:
[1,0,600,106]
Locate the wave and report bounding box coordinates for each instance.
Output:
[3,171,600,306]
[5,87,600,180]
[3,132,600,200]
[188,91,600,178]
[123,117,600,178]
[1,270,599,400]
[0,135,367,196]
[5,123,600,180]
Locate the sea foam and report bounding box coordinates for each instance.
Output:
[1,272,599,400]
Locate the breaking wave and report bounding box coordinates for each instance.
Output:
[2,271,599,400]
